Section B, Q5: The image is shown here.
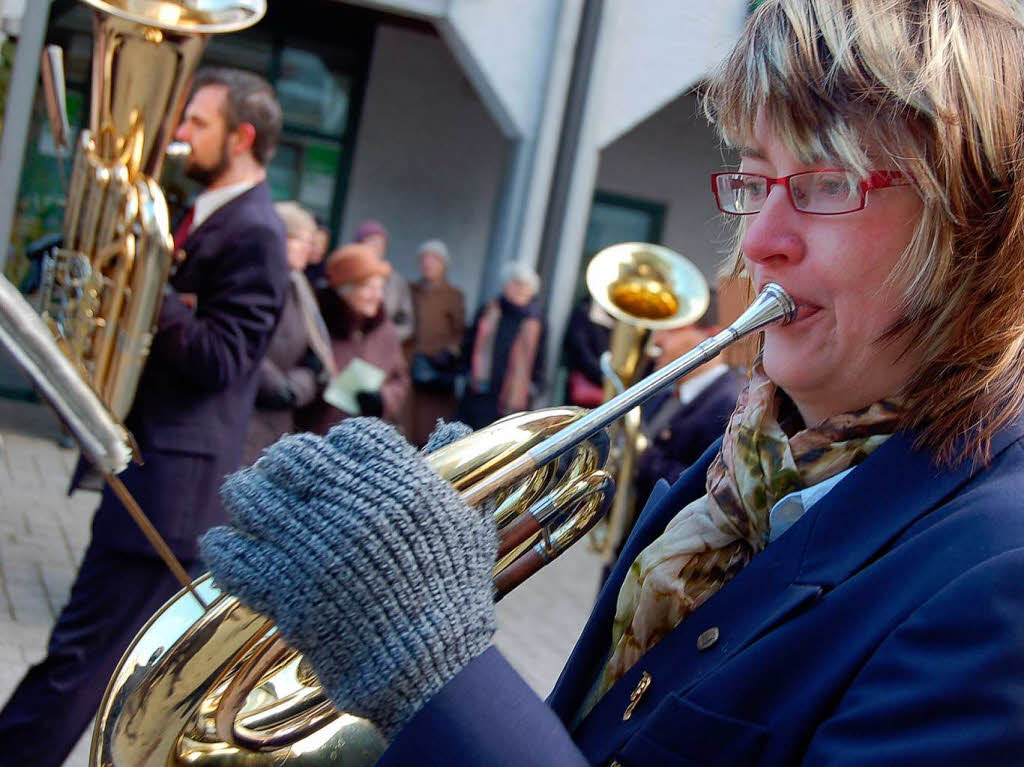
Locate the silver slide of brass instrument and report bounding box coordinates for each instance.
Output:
[91,283,794,767]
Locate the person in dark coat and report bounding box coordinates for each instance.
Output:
[457,260,546,429]
[243,201,336,465]
[0,68,288,766]
[197,2,1024,763]
[408,239,465,446]
[563,295,614,407]
[635,301,744,508]
[300,243,410,433]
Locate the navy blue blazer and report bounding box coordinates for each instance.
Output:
[382,416,1024,765]
[85,181,288,559]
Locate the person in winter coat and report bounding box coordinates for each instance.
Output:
[354,219,415,344]
[300,243,409,434]
[243,201,336,464]
[407,239,465,445]
[457,260,546,430]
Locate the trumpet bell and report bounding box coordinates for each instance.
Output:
[586,242,710,330]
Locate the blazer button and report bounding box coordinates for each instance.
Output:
[696,626,719,651]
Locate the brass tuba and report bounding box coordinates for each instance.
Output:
[39,0,265,420]
[90,284,795,766]
[584,243,710,563]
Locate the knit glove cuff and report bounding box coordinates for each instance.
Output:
[200,418,496,738]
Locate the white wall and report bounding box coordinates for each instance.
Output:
[340,24,509,311]
[595,89,738,283]
[595,0,749,148]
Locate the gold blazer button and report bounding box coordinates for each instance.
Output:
[697,626,720,651]
[622,671,652,721]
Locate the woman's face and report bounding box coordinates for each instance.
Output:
[503,278,534,307]
[420,251,445,283]
[340,275,385,319]
[285,231,313,271]
[739,113,924,425]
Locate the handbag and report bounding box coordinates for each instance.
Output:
[567,369,605,407]
[411,351,458,393]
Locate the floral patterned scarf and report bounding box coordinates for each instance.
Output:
[591,363,901,705]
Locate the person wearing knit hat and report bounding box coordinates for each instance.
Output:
[407,239,465,446]
[354,218,415,344]
[296,242,409,435]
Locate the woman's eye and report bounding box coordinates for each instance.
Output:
[741,178,766,198]
[816,175,854,198]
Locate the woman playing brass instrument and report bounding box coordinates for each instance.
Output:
[201,0,1024,762]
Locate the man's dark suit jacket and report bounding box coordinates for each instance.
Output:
[380,415,1024,765]
[85,180,287,560]
[635,367,744,508]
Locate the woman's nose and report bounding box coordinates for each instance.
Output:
[739,186,806,268]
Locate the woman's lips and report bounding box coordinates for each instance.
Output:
[792,303,821,323]
[758,283,821,324]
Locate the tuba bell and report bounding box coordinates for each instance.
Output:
[583,242,710,563]
[91,283,795,766]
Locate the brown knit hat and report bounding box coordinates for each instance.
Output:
[326,243,391,287]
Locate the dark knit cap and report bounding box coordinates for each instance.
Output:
[355,219,388,242]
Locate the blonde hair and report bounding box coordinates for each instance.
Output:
[705,0,1024,466]
[274,201,316,239]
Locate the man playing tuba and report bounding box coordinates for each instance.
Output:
[0,68,288,767]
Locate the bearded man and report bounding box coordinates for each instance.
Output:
[0,68,288,766]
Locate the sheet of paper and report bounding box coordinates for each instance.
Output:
[323,357,386,415]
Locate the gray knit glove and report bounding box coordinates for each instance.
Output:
[199,418,496,738]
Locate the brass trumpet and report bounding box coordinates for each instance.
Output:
[91,284,794,766]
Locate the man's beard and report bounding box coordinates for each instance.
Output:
[184,137,231,187]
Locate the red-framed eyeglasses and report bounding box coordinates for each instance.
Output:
[710,169,909,216]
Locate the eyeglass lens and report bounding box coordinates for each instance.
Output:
[715,171,863,215]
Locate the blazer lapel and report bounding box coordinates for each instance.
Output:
[547,442,721,721]
[571,497,822,764]
[797,418,1024,587]
[182,180,269,251]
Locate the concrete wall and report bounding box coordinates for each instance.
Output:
[595,89,738,282]
[595,0,749,147]
[340,24,509,311]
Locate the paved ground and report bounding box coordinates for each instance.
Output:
[0,397,605,765]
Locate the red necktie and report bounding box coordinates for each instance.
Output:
[173,207,194,250]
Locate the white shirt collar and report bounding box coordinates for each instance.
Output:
[190,179,259,232]
[677,363,730,406]
[767,467,854,543]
